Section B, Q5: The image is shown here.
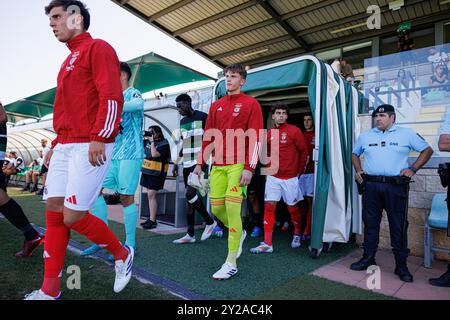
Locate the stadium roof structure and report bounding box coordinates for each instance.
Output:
[4,52,214,121]
[111,0,450,68]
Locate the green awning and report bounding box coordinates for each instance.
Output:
[5,52,215,121]
[127,52,214,93]
[215,60,315,98]
[5,88,56,120]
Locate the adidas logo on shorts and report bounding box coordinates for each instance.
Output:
[66,195,78,205]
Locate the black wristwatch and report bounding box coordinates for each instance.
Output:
[408,166,418,174]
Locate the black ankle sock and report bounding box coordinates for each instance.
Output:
[249,212,262,229]
[187,203,195,237]
[21,224,39,241]
[192,199,214,225]
[0,199,38,241]
[217,220,226,230]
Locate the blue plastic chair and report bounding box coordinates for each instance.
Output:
[424,193,449,268]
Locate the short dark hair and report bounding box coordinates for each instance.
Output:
[45,0,91,31]
[120,62,132,81]
[223,64,247,80]
[271,104,289,115]
[175,94,192,105]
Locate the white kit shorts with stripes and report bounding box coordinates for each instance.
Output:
[43,143,113,211]
[264,175,304,206]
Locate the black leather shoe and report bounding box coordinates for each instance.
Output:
[394,264,413,282]
[140,219,152,226]
[142,220,157,230]
[350,255,376,271]
[429,265,450,287]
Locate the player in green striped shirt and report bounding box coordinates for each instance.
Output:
[172,94,216,244]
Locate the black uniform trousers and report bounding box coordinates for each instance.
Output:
[362,181,410,262]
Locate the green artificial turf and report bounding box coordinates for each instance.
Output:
[133,229,392,300]
[0,219,178,300]
[6,188,393,300]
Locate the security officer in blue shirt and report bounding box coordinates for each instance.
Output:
[350,104,433,282]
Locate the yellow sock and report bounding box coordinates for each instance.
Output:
[226,252,237,266]
[211,198,228,227]
[225,197,243,254]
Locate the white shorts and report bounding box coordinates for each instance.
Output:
[299,174,314,197]
[43,143,113,211]
[264,176,304,206]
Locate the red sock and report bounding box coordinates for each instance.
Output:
[263,203,276,246]
[68,213,128,261]
[41,210,70,298]
[305,208,312,236]
[287,205,302,236]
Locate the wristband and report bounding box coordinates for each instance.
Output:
[408,166,417,173]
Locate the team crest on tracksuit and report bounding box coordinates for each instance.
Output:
[281,132,287,143]
[233,103,242,117]
[66,51,80,72]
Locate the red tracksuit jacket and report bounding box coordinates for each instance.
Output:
[52,32,124,148]
[267,123,308,180]
[198,93,263,173]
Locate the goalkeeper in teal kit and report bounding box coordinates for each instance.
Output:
[82,62,144,255]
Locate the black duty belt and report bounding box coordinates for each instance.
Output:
[365,175,411,185]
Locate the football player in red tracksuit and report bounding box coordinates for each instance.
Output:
[250,105,308,254]
[298,113,315,241]
[25,1,134,300]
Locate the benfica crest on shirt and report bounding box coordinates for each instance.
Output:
[66,51,80,72]
[281,132,287,142]
[232,103,242,117]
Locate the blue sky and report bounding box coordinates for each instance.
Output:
[0,0,221,105]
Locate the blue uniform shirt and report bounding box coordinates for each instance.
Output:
[112,87,145,160]
[353,125,430,176]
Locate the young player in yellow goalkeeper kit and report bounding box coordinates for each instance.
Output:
[193,64,263,280]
